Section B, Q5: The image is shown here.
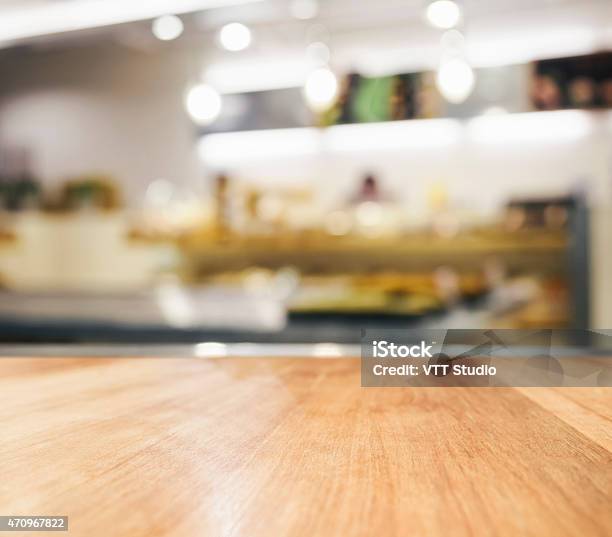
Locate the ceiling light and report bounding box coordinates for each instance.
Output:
[290,0,319,20]
[303,67,338,111]
[219,22,251,51]
[436,58,475,103]
[426,0,462,30]
[185,84,222,125]
[152,15,183,41]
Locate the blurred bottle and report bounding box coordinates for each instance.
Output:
[337,72,360,124]
[320,72,359,126]
[390,74,416,120]
[427,181,461,238]
[213,173,231,236]
[601,79,612,107]
[322,70,441,125]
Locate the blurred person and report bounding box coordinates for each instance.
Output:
[350,173,390,204]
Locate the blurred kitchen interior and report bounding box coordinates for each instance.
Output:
[0,0,611,345]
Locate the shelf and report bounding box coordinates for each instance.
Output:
[182,230,568,275]
[197,109,611,168]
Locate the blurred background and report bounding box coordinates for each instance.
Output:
[0,0,610,345]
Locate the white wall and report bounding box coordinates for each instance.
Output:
[0,43,206,204]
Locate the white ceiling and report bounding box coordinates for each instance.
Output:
[0,0,260,44]
[0,0,607,41]
[193,0,612,93]
[1,0,610,80]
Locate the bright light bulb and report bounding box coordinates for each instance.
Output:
[152,15,183,41]
[436,58,475,103]
[426,0,462,29]
[185,84,222,125]
[218,22,251,51]
[304,67,338,111]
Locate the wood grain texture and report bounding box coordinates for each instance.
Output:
[0,357,610,537]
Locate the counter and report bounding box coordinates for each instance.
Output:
[0,355,610,536]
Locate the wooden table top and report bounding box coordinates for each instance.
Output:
[0,357,610,537]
